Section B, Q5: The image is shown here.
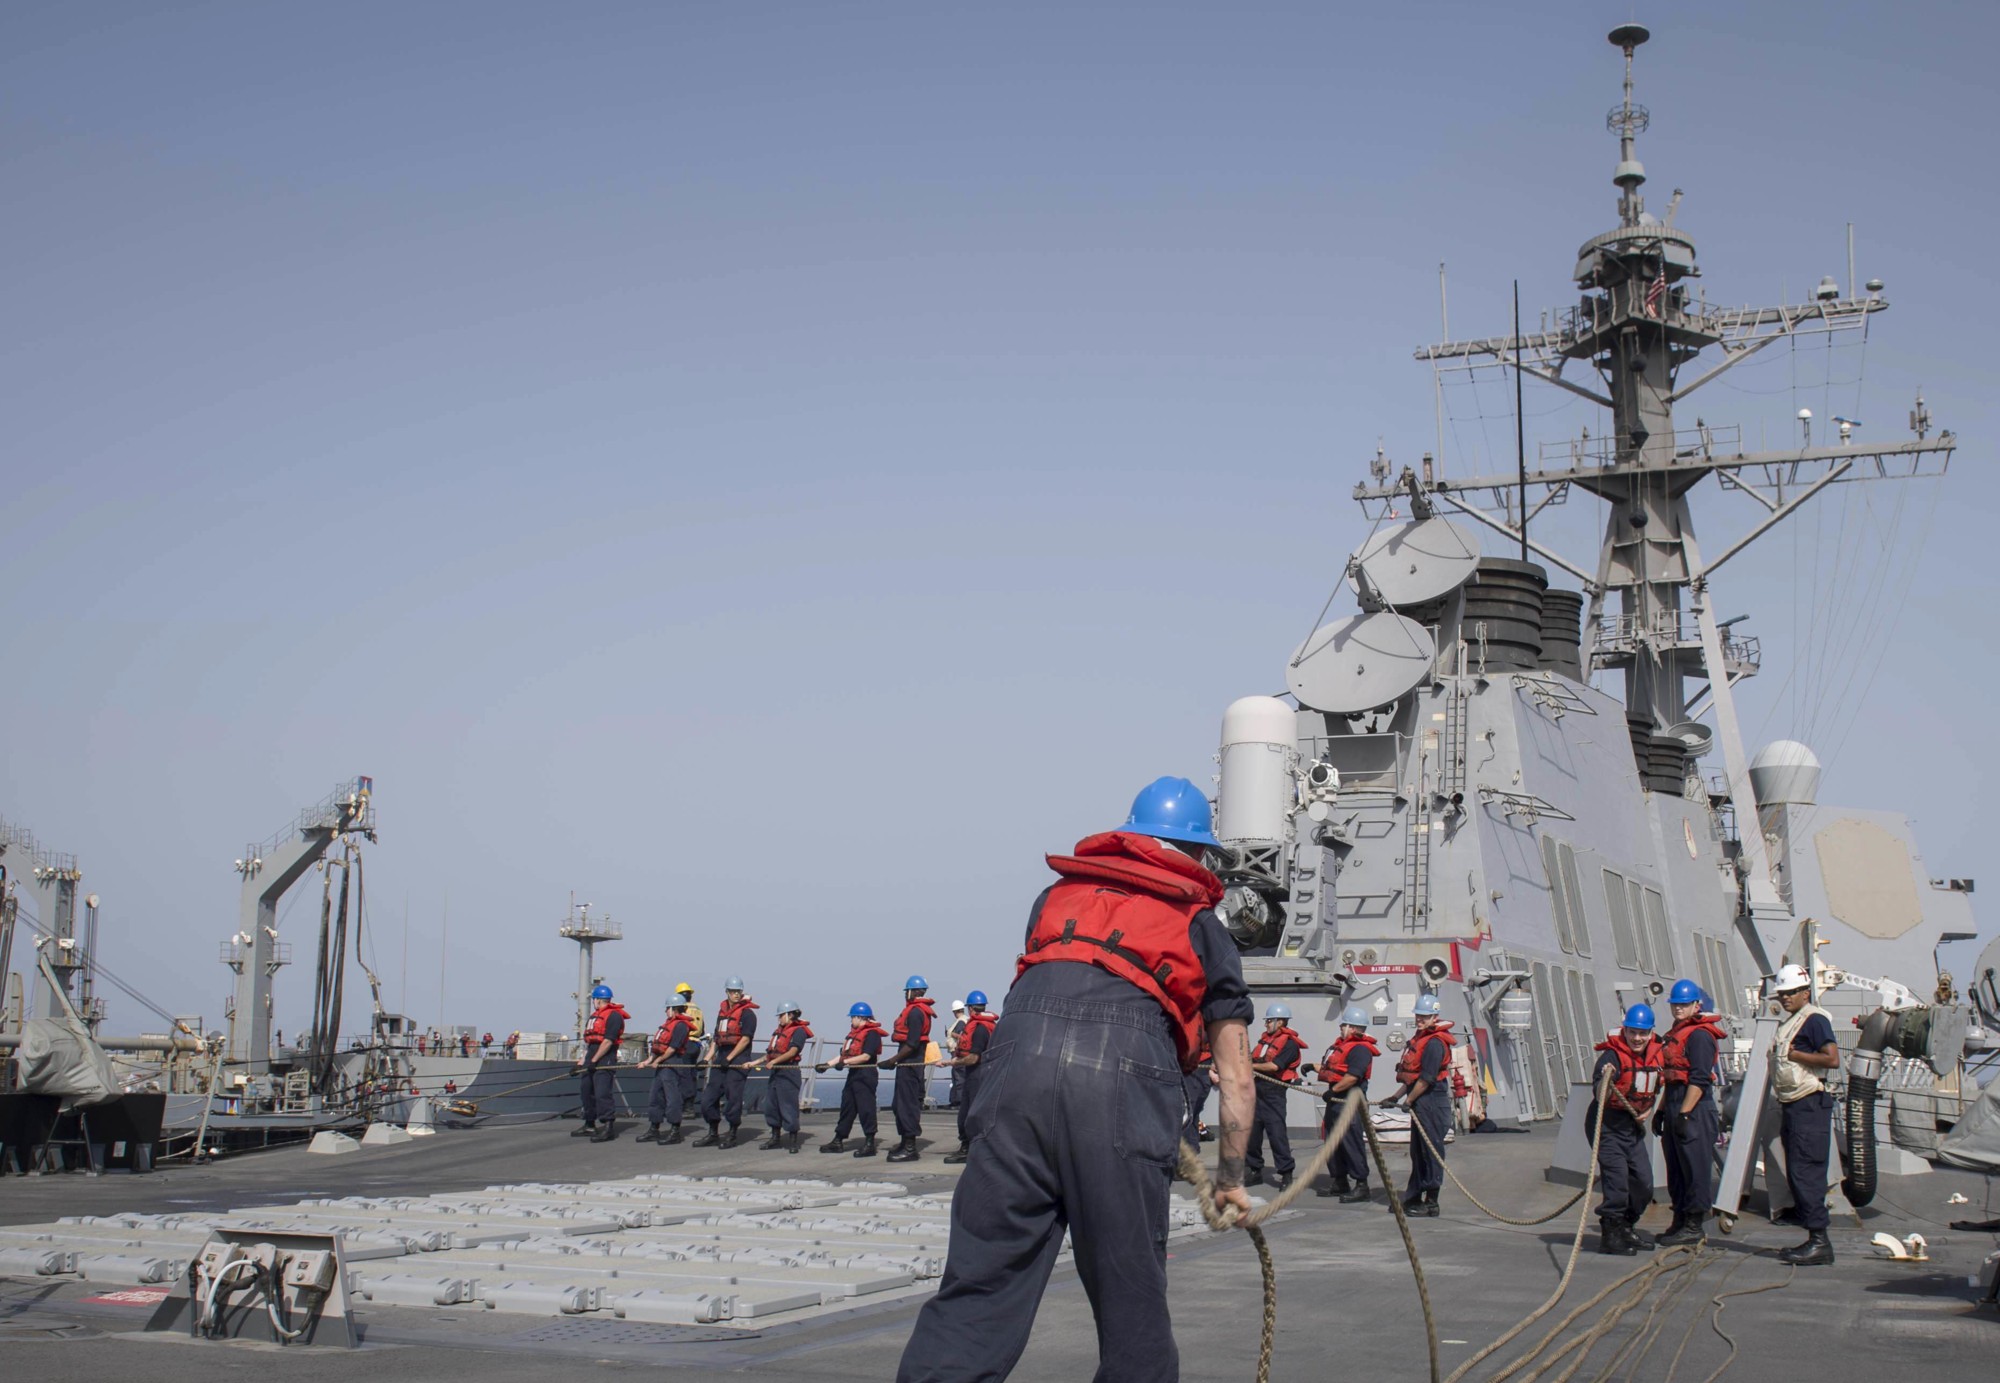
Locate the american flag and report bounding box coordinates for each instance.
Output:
[1644,270,1666,318]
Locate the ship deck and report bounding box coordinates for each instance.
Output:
[2,1115,1993,1380]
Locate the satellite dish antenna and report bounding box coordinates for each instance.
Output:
[1348,517,1481,609]
[1287,611,1437,714]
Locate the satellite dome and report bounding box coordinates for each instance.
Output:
[1749,740,1821,807]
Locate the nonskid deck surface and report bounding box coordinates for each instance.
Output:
[1,1120,1993,1380]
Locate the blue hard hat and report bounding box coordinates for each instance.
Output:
[904,975,928,991]
[1668,979,1702,1006]
[1623,1004,1657,1032]
[849,1001,874,1019]
[1122,776,1220,848]
[1413,994,1442,1016]
[1265,1002,1292,1020]
[1340,1005,1370,1027]
[591,984,614,1000]
[1698,988,1716,1015]
[966,990,988,1007]
[724,975,745,990]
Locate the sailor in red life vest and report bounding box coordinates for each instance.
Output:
[1655,979,1726,1247]
[884,977,936,1164]
[942,992,998,1164]
[1245,1003,1305,1189]
[1181,1043,1215,1150]
[754,1002,812,1152]
[1315,1004,1380,1203]
[897,777,1257,1383]
[817,1002,886,1156]
[635,997,697,1146]
[694,978,758,1149]
[1380,993,1454,1216]
[1590,1004,1665,1255]
[573,985,629,1143]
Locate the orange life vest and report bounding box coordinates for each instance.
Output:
[892,997,937,1046]
[961,1012,998,1046]
[1253,1026,1305,1083]
[842,1020,887,1062]
[1320,1032,1382,1088]
[766,1018,812,1063]
[1395,1021,1458,1086]
[1594,1031,1665,1117]
[1661,1013,1728,1086]
[650,1015,693,1058]
[583,1002,629,1045]
[715,997,758,1044]
[1016,831,1222,1073]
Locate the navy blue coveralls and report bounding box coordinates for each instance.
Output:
[893,1002,932,1141]
[700,1006,757,1133]
[1661,1024,1719,1219]
[763,1020,812,1137]
[646,1014,695,1131]
[954,1019,993,1145]
[895,885,1251,1383]
[1406,1034,1450,1197]
[1324,1043,1373,1187]
[1182,1054,1213,1149]
[579,1006,625,1125]
[832,1029,883,1141]
[1245,1029,1303,1184]
[1591,1048,1655,1229]
[1779,1012,1838,1231]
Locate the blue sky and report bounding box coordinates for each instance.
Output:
[3,3,1994,1038]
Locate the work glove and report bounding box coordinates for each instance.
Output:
[1376,1095,1403,1110]
[814,1062,831,1073]
[1651,1108,1667,1138]
[1666,1106,1689,1140]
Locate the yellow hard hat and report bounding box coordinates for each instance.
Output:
[674,982,694,994]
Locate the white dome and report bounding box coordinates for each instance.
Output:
[1221,696,1295,747]
[1749,740,1821,806]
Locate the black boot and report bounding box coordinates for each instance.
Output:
[635,1124,662,1145]
[1339,1182,1372,1204]
[758,1131,784,1150]
[787,1132,801,1154]
[852,1136,879,1158]
[886,1138,920,1163]
[1266,1171,1291,1191]
[571,1122,598,1137]
[719,1124,739,1150]
[590,1120,617,1143]
[691,1124,722,1147]
[942,1142,971,1165]
[1658,1213,1705,1248]
[1600,1220,1637,1255]
[1629,1223,1658,1250]
[1777,1229,1834,1266]
[819,1137,847,1154]
[661,1126,684,1146]
[1396,1190,1425,1217]
[1417,1190,1441,1218]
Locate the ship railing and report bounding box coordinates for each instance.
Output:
[1591,612,1760,674]
[1298,731,1408,793]
[243,778,379,861]
[1538,423,1742,471]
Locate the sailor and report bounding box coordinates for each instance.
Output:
[818,1002,885,1156]
[884,976,936,1164]
[636,996,697,1145]
[1182,1044,1215,1149]
[1381,994,1455,1216]
[1315,1005,1379,1202]
[674,982,706,1043]
[1770,963,1841,1266]
[504,1030,520,1059]
[946,999,969,1112]
[694,978,758,1148]
[942,992,997,1164]
[757,1002,812,1152]
[573,984,628,1142]
[1245,1003,1304,1190]
[1591,1004,1664,1254]
[896,776,1255,1383]
[1656,979,1726,1246]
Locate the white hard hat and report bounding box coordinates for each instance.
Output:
[1772,964,1811,993]
[951,999,966,1011]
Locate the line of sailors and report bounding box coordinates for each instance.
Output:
[573,976,999,1163]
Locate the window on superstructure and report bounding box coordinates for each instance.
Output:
[1541,835,1577,954]
[1564,969,1596,1080]
[1627,878,1653,973]
[1642,888,1675,974]
[1558,843,1591,958]
[1604,870,1640,970]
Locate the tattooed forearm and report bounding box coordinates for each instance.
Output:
[1206,1018,1255,1187]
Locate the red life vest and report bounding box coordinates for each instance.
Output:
[842,1020,887,1062]
[893,997,937,1046]
[1395,1021,1458,1086]
[961,1012,998,1048]
[650,1015,692,1057]
[1661,1013,1728,1085]
[1015,831,1223,1073]
[766,1019,812,1063]
[716,997,758,1044]
[1253,1026,1305,1083]
[583,1002,630,1046]
[1594,1032,1665,1117]
[1320,1032,1382,1087]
